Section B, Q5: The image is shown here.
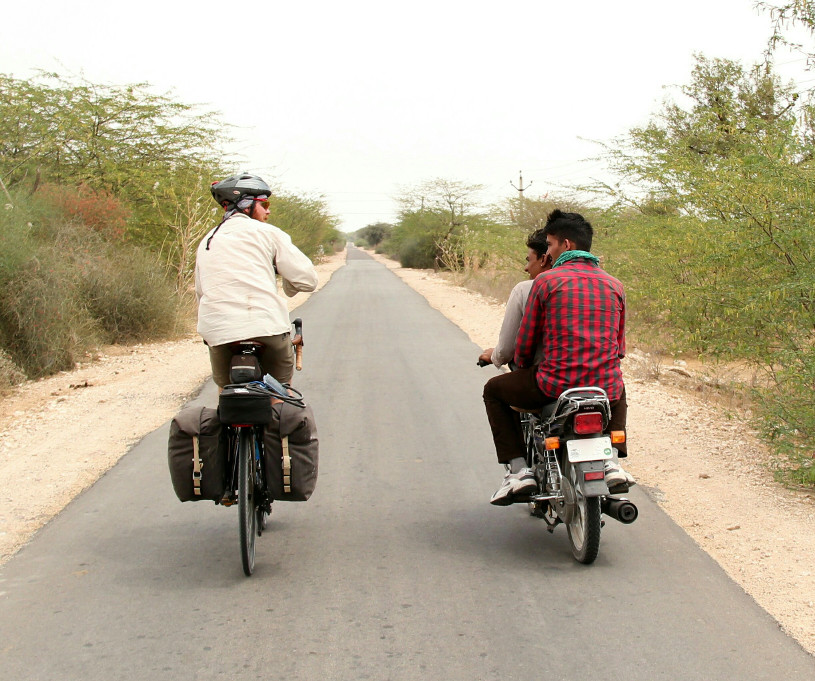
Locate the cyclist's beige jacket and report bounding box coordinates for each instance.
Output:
[195,213,318,347]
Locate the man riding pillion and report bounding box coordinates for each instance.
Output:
[482,210,633,505]
[195,173,318,389]
[478,228,550,370]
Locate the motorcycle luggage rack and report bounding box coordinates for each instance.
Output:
[540,386,612,428]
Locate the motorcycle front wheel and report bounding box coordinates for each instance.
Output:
[566,466,601,564]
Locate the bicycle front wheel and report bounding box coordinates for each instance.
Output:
[238,428,257,576]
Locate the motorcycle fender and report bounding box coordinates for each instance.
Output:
[575,460,608,497]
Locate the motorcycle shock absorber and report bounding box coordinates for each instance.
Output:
[543,448,561,494]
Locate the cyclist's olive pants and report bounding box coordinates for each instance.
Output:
[208,333,293,387]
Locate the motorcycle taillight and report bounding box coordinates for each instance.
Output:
[574,412,604,434]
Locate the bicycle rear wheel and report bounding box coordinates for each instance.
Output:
[238,428,257,576]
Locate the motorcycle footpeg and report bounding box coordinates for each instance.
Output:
[607,481,630,495]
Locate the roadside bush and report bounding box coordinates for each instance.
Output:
[395,234,438,269]
[757,345,815,487]
[41,183,130,240]
[0,200,93,376]
[77,244,181,343]
[0,241,96,377]
[0,191,184,378]
[0,348,27,390]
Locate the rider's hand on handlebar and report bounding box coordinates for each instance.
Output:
[478,348,494,367]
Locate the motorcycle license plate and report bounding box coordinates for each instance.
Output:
[566,437,613,463]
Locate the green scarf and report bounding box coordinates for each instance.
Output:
[552,250,599,268]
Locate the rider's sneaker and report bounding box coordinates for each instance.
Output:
[490,468,537,506]
[604,460,636,492]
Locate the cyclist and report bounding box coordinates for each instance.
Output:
[195,173,318,389]
[483,210,632,505]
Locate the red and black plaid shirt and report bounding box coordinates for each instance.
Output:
[514,259,626,400]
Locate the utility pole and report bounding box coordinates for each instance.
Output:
[510,170,531,224]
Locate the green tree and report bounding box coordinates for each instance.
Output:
[353,222,392,248]
[0,72,228,250]
[389,179,487,269]
[598,54,815,483]
[267,190,343,260]
[759,1,815,62]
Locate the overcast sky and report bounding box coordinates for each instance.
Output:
[1,1,806,232]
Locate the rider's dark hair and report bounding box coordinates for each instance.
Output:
[543,209,593,251]
[526,228,548,258]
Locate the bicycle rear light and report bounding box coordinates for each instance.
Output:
[574,412,604,434]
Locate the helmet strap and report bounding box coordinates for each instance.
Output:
[205,209,237,250]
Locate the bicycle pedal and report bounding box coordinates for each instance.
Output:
[220,497,236,507]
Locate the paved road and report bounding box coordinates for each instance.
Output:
[1,247,813,680]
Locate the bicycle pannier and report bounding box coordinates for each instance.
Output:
[263,401,319,501]
[168,406,228,502]
[218,383,273,425]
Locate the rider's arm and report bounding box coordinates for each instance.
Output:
[268,228,319,297]
[492,281,529,368]
[514,278,545,368]
[617,288,626,359]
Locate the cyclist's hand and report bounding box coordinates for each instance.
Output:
[478,348,494,365]
[292,334,303,348]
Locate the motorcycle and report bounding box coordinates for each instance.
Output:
[518,386,637,563]
[480,359,638,564]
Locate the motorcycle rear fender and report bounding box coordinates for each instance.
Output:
[574,459,609,497]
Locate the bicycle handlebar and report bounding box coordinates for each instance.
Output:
[292,318,303,371]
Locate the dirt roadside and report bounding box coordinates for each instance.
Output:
[0,247,812,656]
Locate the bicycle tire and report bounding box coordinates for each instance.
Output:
[238,428,257,576]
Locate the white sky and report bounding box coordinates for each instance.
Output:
[1,0,807,232]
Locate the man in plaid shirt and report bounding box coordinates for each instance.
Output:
[483,210,631,505]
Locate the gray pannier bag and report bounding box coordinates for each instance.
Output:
[263,401,319,501]
[167,406,228,502]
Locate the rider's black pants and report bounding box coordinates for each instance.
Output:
[483,366,628,464]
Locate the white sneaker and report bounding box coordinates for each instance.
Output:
[490,468,537,506]
[604,460,636,490]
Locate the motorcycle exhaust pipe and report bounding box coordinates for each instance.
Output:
[602,497,638,524]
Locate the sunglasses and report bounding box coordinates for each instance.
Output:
[253,198,270,209]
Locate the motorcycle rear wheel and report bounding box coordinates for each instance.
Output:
[566,471,601,564]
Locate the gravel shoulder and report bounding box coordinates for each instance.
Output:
[1,246,813,656]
